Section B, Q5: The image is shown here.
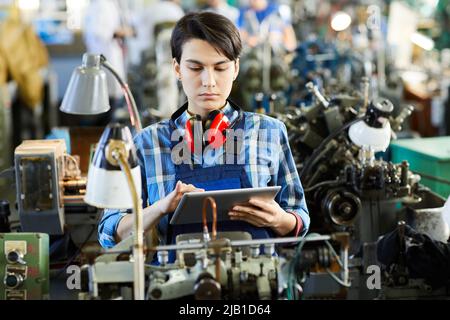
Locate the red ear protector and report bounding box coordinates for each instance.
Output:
[170,100,243,153]
[185,110,230,152]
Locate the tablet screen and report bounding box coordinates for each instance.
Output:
[169,186,281,225]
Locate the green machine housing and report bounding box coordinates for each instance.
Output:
[0,233,49,300]
[390,136,450,198]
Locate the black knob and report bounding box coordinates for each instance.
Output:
[194,273,221,300]
[366,98,394,128]
[6,250,24,264]
[4,273,24,289]
[150,288,162,299]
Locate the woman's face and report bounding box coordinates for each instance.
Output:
[173,39,239,117]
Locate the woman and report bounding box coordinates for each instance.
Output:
[98,12,309,252]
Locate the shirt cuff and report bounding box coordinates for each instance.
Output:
[286,211,303,237]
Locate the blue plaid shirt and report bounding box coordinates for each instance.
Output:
[98,103,309,248]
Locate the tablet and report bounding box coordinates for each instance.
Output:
[169,186,281,225]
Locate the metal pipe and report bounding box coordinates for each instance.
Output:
[341,243,349,286]
[305,82,329,108]
[63,179,87,188]
[331,233,350,287]
[392,105,414,131]
[361,77,369,112]
[150,235,332,251]
[63,195,87,204]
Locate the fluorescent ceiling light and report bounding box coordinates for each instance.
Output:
[331,11,352,32]
[411,32,434,51]
[18,0,39,10]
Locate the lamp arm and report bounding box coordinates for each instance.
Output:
[100,55,143,132]
[114,150,145,300]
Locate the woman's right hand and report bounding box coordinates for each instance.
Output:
[156,181,204,215]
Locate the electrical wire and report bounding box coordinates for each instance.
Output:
[304,140,338,186]
[100,55,142,132]
[63,154,81,178]
[304,179,343,193]
[325,268,351,287]
[0,167,14,179]
[286,233,351,299]
[300,115,369,183]
[410,170,450,185]
[317,233,351,286]
[64,154,78,167]
[287,235,309,300]
[52,225,97,279]
[324,240,343,268]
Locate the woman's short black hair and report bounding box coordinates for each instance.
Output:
[171,12,242,63]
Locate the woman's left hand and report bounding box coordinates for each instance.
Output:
[228,198,296,236]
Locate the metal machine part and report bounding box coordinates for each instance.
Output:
[278,232,351,299]
[194,273,221,300]
[365,97,394,128]
[80,234,281,300]
[80,231,350,301]
[4,272,24,289]
[321,188,361,226]
[391,221,409,286]
[14,140,67,235]
[0,233,49,300]
[271,82,418,224]
[14,139,92,237]
[377,217,450,299]
[404,188,449,243]
[379,278,449,300]
[146,231,281,300]
[306,81,330,108]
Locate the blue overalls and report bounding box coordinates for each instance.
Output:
[164,113,275,261]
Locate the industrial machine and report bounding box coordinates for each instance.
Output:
[79,197,350,300]
[14,139,94,234]
[13,139,99,246]
[14,139,68,235]
[0,232,49,300]
[236,44,292,113]
[268,81,450,299]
